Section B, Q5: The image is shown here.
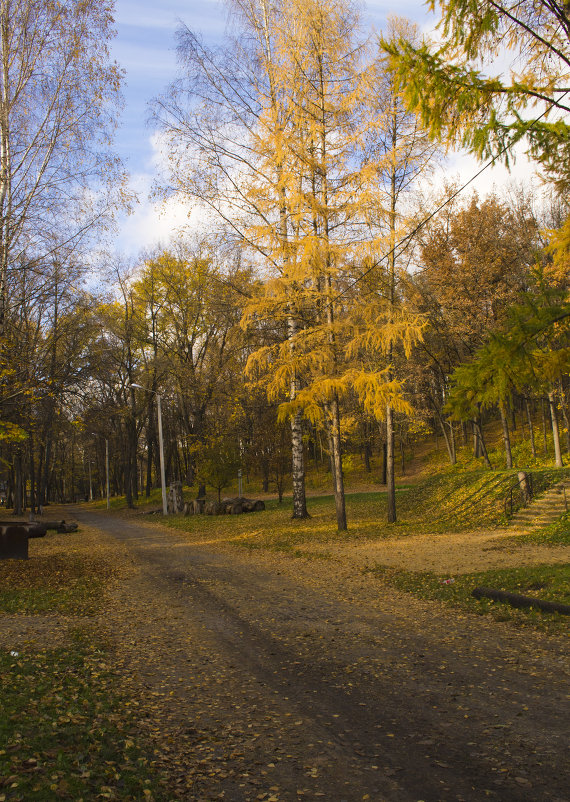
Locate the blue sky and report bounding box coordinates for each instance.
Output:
[109,0,539,256]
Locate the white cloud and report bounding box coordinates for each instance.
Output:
[114,133,215,255]
[441,144,546,201]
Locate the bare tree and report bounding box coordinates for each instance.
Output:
[0,0,126,332]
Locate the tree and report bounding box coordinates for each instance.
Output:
[344,17,437,522]
[0,0,125,330]
[408,190,541,465]
[131,245,249,495]
[383,0,570,192]
[153,0,312,520]
[155,0,377,530]
[446,272,570,468]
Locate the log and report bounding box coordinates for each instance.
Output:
[56,521,78,533]
[203,497,263,515]
[472,586,570,615]
[39,520,78,533]
[26,523,47,538]
[205,501,225,515]
[192,499,205,515]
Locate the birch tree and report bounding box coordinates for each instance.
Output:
[0,0,125,332]
[152,0,317,519]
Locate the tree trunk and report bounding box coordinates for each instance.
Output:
[438,414,456,465]
[472,419,481,458]
[548,390,563,468]
[473,419,492,468]
[363,422,372,473]
[288,313,308,519]
[381,439,387,485]
[542,398,549,455]
[145,435,154,498]
[291,408,308,519]
[28,433,37,515]
[386,404,396,523]
[14,450,23,515]
[558,380,570,453]
[327,395,347,531]
[525,398,536,458]
[499,406,513,469]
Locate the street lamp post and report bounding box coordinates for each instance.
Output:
[105,439,110,510]
[129,384,168,516]
[91,433,110,509]
[88,458,93,502]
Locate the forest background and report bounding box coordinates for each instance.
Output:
[0,0,568,530]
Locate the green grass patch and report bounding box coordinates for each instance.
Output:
[164,492,419,551]
[0,636,164,801]
[162,468,570,550]
[0,555,114,615]
[370,563,570,631]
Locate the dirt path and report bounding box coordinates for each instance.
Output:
[71,509,568,802]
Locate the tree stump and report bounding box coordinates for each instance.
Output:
[167,481,184,514]
[518,471,532,503]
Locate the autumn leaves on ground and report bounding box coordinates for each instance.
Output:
[1,462,569,802]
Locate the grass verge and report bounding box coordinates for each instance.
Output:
[502,512,570,547]
[0,635,161,802]
[370,563,570,632]
[163,468,569,549]
[0,532,169,801]
[0,553,113,615]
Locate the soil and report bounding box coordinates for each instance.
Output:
[5,508,570,802]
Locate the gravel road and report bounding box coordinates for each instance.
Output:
[74,509,569,802]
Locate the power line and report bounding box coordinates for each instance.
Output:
[329,92,568,307]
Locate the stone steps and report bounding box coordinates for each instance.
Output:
[508,479,570,531]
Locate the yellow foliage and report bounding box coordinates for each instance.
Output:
[341,368,413,421]
[544,218,570,286]
[0,422,28,443]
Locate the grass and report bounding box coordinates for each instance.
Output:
[0,534,169,801]
[369,563,570,631]
[162,467,566,551]
[501,511,570,547]
[0,554,113,615]
[161,468,569,629]
[0,635,162,802]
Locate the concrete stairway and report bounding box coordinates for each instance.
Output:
[508,478,570,531]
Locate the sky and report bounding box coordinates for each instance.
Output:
[109,0,543,257]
